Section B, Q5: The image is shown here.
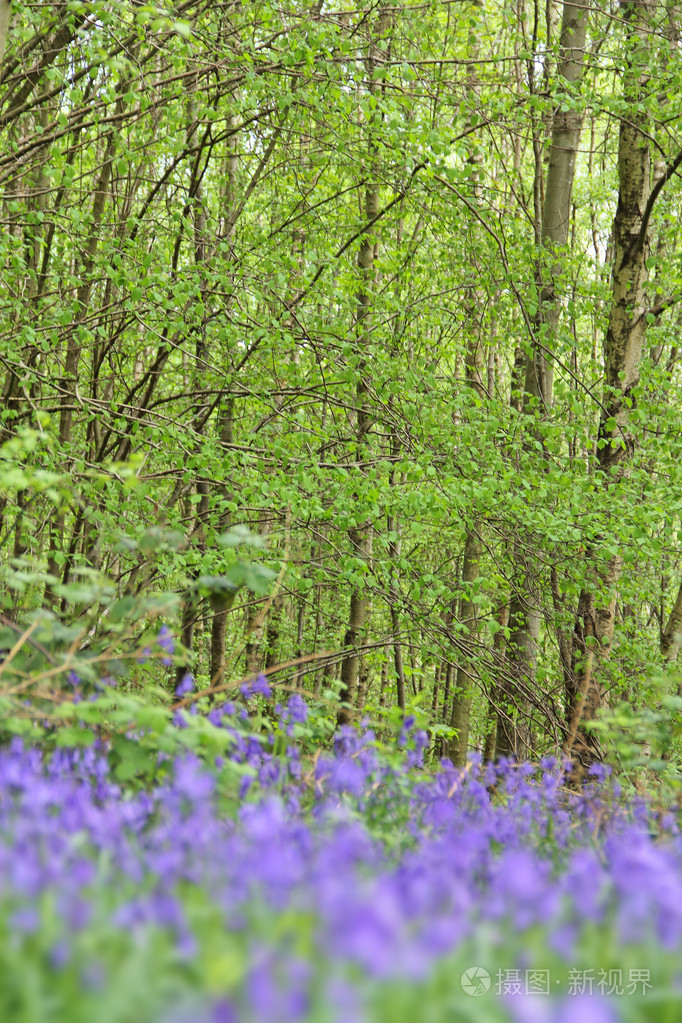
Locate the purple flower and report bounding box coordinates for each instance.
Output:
[173,756,215,801]
[555,996,619,1023]
[211,1000,238,1023]
[96,675,116,689]
[413,729,428,750]
[0,694,680,1019]
[157,624,175,666]
[175,673,194,697]
[48,941,71,969]
[245,952,311,1022]
[241,674,272,699]
[10,906,40,933]
[286,693,308,724]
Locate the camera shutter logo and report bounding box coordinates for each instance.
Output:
[461,967,491,996]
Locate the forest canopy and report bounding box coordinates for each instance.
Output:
[1,0,682,770]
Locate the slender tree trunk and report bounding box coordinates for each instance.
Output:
[312,539,325,697]
[449,526,482,766]
[45,129,117,602]
[210,111,240,693]
[210,400,235,695]
[337,6,390,724]
[661,580,682,663]
[497,574,541,759]
[501,0,589,751]
[570,0,669,766]
[379,649,389,709]
[356,649,371,713]
[391,598,406,711]
[338,585,366,719]
[447,9,487,768]
[387,503,406,711]
[386,423,406,711]
[244,510,274,676]
[438,661,453,758]
[431,663,441,719]
[264,592,284,670]
[338,528,373,721]
[293,598,305,689]
[483,604,509,761]
[524,0,590,406]
[0,0,11,76]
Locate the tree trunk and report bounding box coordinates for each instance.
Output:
[570,0,663,767]
[293,598,305,689]
[337,6,390,725]
[379,649,389,709]
[356,653,371,713]
[244,511,274,676]
[264,592,284,670]
[338,583,366,722]
[338,527,373,722]
[503,0,589,751]
[483,604,509,761]
[661,580,682,663]
[431,663,441,719]
[210,400,235,695]
[0,0,11,76]
[449,526,482,766]
[524,0,590,406]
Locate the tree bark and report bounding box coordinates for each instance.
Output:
[449,526,482,766]
[338,579,367,720]
[570,0,662,766]
[210,110,240,692]
[484,603,509,761]
[448,25,487,766]
[0,1,10,75]
[524,0,590,406]
[210,400,235,695]
[337,6,390,725]
[502,0,589,753]
[661,580,682,663]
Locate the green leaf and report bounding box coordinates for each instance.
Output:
[55,727,95,747]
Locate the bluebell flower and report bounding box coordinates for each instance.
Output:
[157,624,175,665]
[241,674,272,699]
[175,673,194,697]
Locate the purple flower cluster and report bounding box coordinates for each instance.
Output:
[241,674,272,700]
[157,624,175,666]
[0,706,680,1023]
[175,672,194,697]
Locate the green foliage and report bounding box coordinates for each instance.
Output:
[591,671,682,792]
[0,0,681,782]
